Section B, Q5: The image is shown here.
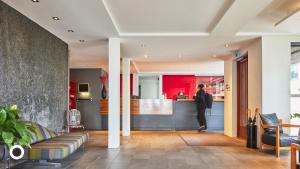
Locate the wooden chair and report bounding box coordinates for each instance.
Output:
[291,143,300,169]
[259,113,300,158]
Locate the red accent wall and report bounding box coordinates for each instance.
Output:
[120,74,133,96]
[162,75,224,100]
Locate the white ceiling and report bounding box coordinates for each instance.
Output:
[105,0,232,33]
[3,0,300,74]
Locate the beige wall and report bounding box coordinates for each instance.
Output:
[224,38,261,137]
[224,36,300,140]
[224,59,237,137]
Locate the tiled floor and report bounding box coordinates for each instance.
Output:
[11,131,289,169]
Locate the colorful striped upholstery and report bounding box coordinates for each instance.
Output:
[23,132,89,160]
[29,122,60,144]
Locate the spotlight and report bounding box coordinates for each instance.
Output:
[52,17,60,21]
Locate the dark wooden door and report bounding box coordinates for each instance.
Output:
[237,56,248,139]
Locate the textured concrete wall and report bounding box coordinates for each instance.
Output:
[70,69,102,129]
[0,1,69,131]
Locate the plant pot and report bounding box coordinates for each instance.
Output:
[0,144,9,160]
[102,85,107,99]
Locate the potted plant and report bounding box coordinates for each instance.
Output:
[0,105,33,160]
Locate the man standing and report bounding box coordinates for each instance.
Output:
[195,84,207,131]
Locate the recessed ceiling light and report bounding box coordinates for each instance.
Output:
[79,40,85,43]
[225,44,229,48]
[31,0,39,2]
[68,30,74,33]
[144,54,148,58]
[52,17,60,21]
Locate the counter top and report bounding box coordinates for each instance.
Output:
[176,99,224,102]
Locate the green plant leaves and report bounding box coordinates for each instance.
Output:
[2,131,14,148]
[0,109,7,124]
[0,105,33,148]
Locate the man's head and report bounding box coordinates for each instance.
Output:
[198,84,204,90]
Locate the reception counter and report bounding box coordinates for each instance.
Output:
[100,99,224,131]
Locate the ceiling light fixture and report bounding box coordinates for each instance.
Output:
[52,17,60,21]
[79,40,85,43]
[31,0,39,2]
[68,30,74,33]
[225,44,229,48]
[144,54,148,58]
[178,54,182,59]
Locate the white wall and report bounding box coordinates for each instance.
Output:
[132,73,139,96]
[139,76,159,99]
[261,36,294,122]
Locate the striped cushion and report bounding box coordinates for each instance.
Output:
[29,122,60,144]
[23,132,89,160]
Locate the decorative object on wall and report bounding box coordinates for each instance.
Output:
[69,80,77,109]
[100,75,107,99]
[225,84,231,91]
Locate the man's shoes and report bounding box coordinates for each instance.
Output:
[198,125,206,132]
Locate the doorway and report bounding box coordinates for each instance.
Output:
[237,55,248,139]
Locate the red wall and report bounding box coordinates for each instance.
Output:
[162,75,224,100]
[120,74,133,96]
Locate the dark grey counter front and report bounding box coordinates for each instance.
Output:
[101,100,224,131]
[173,101,224,131]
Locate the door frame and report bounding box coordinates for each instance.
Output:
[237,53,248,139]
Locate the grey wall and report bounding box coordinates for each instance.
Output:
[70,69,103,130]
[0,1,69,131]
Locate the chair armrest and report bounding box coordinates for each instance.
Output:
[291,143,300,150]
[261,125,278,129]
[291,144,300,169]
[282,124,300,128]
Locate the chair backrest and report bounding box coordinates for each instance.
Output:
[259,113,283,134]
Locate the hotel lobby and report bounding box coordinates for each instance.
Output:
[1,0,300,168]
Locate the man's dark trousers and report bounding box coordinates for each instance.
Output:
[197,107,206,127]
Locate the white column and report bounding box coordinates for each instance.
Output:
[122,58,131,136]
[132,73,139,96]
[108,38,120,148]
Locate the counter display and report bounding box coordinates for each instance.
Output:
[100,99,224,131]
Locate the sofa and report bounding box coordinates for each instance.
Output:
[22,122,89,161]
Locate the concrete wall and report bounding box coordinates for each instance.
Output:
[0,1,68,131]
[70,69,103,130]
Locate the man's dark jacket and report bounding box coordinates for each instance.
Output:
[195,90,206,109]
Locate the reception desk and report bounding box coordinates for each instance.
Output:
[100,99,224,131]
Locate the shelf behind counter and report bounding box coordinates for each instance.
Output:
[100,99,224,131]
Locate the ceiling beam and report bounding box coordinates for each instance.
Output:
[211,0,272,37]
